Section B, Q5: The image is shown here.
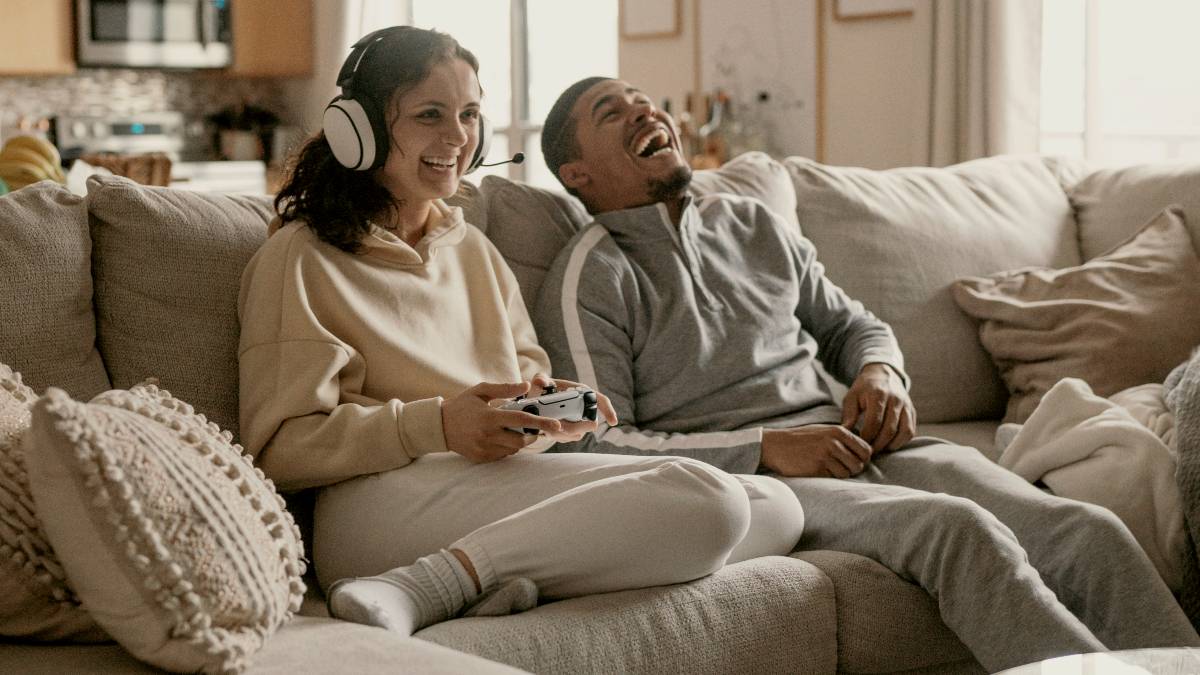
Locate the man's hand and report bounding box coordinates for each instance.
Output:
[841,363,916,453]
[760,425,873,478]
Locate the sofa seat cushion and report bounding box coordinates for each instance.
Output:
[786,155,1081,424]
[792,550,982,675]
[417,556,837,674]
[0,182,111,400]
[0,616,527,674]
[85,175,273,438]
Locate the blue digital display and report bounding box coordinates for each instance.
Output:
[131,123,145,135]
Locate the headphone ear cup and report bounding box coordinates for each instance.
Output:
[323,97,377,171]
[466,114,493,174]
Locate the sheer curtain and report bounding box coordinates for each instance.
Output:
[912,0,1043,167]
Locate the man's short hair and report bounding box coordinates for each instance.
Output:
[541,76,612,188]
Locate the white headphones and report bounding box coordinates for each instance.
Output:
[322,27,492,173]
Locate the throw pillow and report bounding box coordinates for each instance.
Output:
[0,363,106,642]
[86,174,275,440]
[0,180,111,399]
[786,154,1082,423]
[25,381,306,674]
[951,206,1200,423]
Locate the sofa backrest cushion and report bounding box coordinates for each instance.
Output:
[786,154,1082,423]
[0,182,111,399]
[85,175,272,438]
[449,152,800,315]
[448,174,592,314]
[1069,162,1200,260]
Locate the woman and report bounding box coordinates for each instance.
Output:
[237,26,803,636]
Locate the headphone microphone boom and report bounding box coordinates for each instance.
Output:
[480,152,525,168]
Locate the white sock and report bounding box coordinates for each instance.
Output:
[327,549,479,635]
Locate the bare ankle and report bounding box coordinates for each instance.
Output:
[449,548,482,594]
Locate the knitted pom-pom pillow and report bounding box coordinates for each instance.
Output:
[0,364,106,641]
[25,383,306,674]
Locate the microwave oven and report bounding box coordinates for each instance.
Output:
[76,0,232,69]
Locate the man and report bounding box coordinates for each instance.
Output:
[532,76,1199,673]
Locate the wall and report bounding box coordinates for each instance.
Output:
[619,0,926,168]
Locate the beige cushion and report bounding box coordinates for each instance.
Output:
[0,616,529,675]
[951,207,1200,423]
[448,175,591,315]
[1070,162,1200,260]
[86,175,273,438]
[0,364,106,642]
[786,154,1082,423]
[451,152,797,316]
[690,151,799,230]
[25,382,305,674]
[418,556,837,674]
[793,550,981,674]
[0,181,111,399]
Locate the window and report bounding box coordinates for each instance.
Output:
[409,0,618,188]
[1041,0,1200,164]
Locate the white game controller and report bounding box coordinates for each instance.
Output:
[500,384,599,435]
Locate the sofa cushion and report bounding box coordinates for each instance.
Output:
[786,154,1082,423]
[25,382,305,674]
[0,363,106,642]
[0,616,529,674]
[417,556,837,674]
[951,206,1200,423]
[689,151,799,230]
[450,152,799,316]
[86,174,272,438]
[1070,162,1200,260]
[453,175,592,315]
[0,181,111,399]
[793,550,981,675]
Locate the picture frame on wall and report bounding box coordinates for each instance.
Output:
[834,0,914,20]
[620,0,680,39]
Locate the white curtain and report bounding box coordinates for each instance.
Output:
[912,0,1043,166]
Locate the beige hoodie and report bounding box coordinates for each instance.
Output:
[238,201,550,491]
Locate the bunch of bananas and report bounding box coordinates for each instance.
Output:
[0,135,67,192]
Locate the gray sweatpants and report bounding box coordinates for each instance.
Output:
[779,437,1200,673]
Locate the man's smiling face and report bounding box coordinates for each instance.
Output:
[557,79,692,214]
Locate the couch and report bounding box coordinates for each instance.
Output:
[1,151,1196,673]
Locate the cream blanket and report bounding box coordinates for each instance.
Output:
[996,377,1185,591]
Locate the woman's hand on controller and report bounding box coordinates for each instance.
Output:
[441,381,563,463]
[531,374,619,442]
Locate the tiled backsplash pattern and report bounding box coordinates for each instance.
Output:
[0,68,289,159]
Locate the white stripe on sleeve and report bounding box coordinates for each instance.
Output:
[560,226,609,390]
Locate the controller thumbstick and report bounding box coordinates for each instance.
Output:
[542,384,557,395]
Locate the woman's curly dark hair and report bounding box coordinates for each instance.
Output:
[274,27,479,254]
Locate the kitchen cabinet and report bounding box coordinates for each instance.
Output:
[0,0,75,75]
[230,0,314,77]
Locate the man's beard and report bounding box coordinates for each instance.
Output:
[647,165,693,203]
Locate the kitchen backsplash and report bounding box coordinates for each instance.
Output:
[0,69,290,160]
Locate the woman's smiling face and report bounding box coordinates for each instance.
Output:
[374,58,482,206]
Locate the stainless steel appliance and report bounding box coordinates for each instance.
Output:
[52,112,187,158]
[76,0,233,69]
